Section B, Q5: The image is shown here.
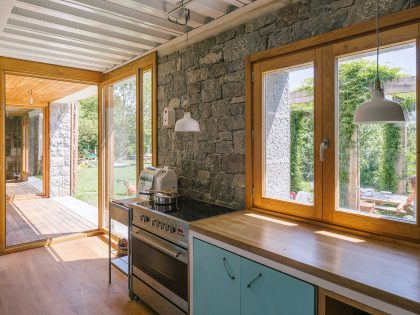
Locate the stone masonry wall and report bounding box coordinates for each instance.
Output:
[50,103,71,197]
[157,0,420,209]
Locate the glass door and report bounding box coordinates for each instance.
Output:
[5,107,45,198]
[104,75,137,235]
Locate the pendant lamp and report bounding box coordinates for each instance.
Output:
[171,5,200,132]
[353,0,405,124]
[175,105,200,132]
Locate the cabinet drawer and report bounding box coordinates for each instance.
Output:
[241,258,315,315]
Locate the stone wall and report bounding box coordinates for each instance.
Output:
[50,103,71,197]
[157,0,420,209]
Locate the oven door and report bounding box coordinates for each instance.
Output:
[131,226,188,311]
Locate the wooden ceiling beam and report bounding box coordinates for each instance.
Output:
[0,56,104,84]
[5,99,48,107]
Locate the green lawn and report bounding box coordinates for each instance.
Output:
[74,161,137,206]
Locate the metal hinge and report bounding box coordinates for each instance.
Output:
[251,72,255,82]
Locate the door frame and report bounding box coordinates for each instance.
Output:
[0,58,103,255]
[5,104,50,198]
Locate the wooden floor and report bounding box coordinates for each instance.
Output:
[6,180,40,198]
[0,236,156,315]
[6,198,97,247]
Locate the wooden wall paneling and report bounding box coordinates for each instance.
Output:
[5,74,90,108]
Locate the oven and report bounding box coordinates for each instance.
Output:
[131,225,188,314]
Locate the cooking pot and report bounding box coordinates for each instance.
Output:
[153,191,179,212]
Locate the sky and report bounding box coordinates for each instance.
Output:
[287,43,416,91]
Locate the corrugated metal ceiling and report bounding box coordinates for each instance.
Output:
[0,0,256,72]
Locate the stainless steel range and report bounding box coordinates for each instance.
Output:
[129,198,236,315]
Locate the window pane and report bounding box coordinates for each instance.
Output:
[142,69,152,168]
[106,76,137,201]
[337,42,416,224]
[263,64,314,205]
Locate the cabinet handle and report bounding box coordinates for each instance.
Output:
[223,258,235,280]
[246,273,263,288]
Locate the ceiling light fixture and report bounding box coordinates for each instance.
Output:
[353,0,405,124]
[167,0,194,26]
[28,89,33,105]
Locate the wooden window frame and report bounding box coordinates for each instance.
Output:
[246,8,420,242]
[252,48,323,220]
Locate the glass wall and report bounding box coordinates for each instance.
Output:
[104,76,137,236]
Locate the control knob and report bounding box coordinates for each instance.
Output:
[169,226,176,233]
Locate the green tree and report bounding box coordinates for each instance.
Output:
[78,96,98,158]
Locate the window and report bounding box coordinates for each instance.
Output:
[249,23,420,240]
[336,43,417,224]
[142,69,152,168]
[263,64,314,204]
[101,55,157,235]
[105,75,137,202]
[252,49,321,219]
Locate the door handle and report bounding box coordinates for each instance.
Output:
[320,137,329,162]
[223,258,235,280]
[246,273,263,288]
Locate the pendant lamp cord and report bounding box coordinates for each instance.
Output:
[184,8,191,112]
[375,0,380,85]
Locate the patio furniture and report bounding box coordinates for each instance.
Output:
[360,201,375,213]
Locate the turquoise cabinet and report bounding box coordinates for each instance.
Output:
[192,238,315,315]
[241,258,315,315]
[193,238,241,315]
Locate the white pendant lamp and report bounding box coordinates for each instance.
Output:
[353,0,405,125]
[169,5,200,132]
[175,105,200,132]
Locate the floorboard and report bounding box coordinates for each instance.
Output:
[0,236,156,315]
[6,197,97,247]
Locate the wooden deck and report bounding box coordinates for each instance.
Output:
[6,180,41,199]
[6,197,97,247]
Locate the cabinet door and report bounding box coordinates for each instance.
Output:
[241,258,315,315]
[193,238,241,315]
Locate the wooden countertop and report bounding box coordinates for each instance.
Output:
[190,211,420,314]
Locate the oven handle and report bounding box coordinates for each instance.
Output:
[132,228,187,264]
